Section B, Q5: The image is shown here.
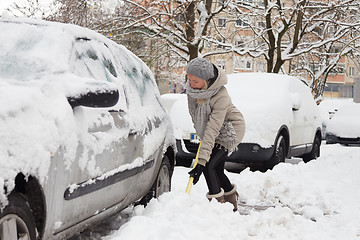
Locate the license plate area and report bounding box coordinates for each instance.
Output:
[190,133,200,143]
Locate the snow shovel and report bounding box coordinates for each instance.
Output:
[186,140,202,195]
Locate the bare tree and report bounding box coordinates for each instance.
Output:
[8,0,360,98]
[45,0,103,27]
[118,0,360,98]
[5,0,56,18]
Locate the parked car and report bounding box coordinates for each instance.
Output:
[161,73,322,172]
[0,17,176,240]
[318,98,354,139]
[326,103,360,145]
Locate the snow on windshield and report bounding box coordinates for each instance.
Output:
[0,20,73,81]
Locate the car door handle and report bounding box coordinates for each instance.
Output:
[109,109,125,113]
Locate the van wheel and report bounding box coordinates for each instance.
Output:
[0,193,36,240]
[138,156,171,205]
[303,135,321,163]
[265,135,286,171]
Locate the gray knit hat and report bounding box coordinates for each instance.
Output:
[186,58,215,81]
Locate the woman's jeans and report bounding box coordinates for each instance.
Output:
[203,145,233,195]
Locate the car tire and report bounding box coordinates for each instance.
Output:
[0,192,36,240]
[302,135,321,163]
[153,155,172,198]
[265,135,286,171]
[138,155,172,206]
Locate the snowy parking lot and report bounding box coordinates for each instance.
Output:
[73,142,360,240]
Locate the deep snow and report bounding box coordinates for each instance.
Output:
[72,143,360,240]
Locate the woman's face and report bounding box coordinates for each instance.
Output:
[187,73,205,90]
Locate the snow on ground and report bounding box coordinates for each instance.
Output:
[97,143,360,240]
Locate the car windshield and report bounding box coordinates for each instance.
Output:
[0,21,71,81]
[0,53,50,81]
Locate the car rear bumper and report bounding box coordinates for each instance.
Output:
[326,133,360,145]
[175,139,274,167]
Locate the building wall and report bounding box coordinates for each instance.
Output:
[354,78,360,103]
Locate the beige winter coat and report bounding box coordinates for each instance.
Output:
[196,66,245,167]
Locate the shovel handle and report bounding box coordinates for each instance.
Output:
[186,141,202,195]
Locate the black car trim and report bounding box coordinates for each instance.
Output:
[326,133,360,145]
[64,160,155,200]
[175,139,275,165]
[288,144,308,157]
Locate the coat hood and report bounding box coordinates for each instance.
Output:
[208,65,227,90]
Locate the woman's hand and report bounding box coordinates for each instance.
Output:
[188,164,205,185]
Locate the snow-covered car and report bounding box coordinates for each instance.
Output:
[318,98,354,139]
[326,103,360,145]
[161,73,322,172]
[0,17,176,240]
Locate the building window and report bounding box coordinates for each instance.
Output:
[218,18,226,28]
[333,46,342,53]
[349,66,355,76]
[255,62,266,72]
[217,38,226,49]
[236,19,249,27]
[328,26,335,34]
[324,83,339,92]
[175,13,184,23]
[203,39,211,49]
[257,21,265,28]
[234,56,252,70]
[236,40,245,48]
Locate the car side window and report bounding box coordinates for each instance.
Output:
[70,38,117,82]
[108,45,157,101]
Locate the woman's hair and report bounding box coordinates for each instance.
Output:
[203,80,208,90]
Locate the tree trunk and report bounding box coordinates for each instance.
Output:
[186,2,197,60]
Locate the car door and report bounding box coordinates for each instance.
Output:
[108,45,168,199]
[52,37,144,232]
[288,79,317,155]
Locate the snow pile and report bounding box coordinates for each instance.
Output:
[105,144,360,240]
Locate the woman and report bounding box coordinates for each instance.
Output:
[186,57,245,211]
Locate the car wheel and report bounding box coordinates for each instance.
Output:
[0,193,36,240]
[302,135,321,163]
[265,135,286,171]
[138,156,172,206]
[153,156,171,198]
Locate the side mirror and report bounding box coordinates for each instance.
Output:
[67,89,119,108]
[291,93,301,111]
[292,102,301,111]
